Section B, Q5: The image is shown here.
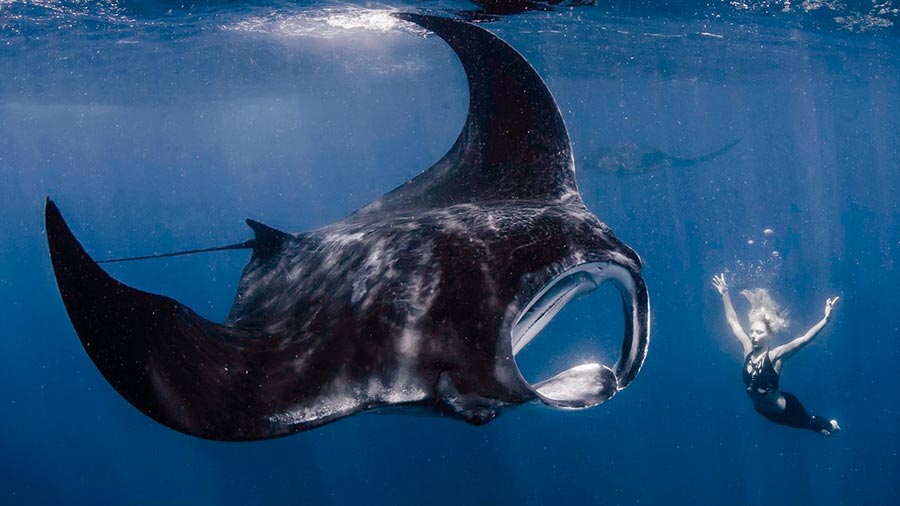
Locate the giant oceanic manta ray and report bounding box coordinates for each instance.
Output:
[46,13,650,441]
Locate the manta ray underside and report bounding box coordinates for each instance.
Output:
[46,13,650,441]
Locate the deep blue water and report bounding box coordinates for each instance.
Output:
[2,0,899,504]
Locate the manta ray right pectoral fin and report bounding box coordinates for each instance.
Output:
[361,13,577,215]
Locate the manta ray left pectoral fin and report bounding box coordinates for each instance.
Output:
[45,199,284,441]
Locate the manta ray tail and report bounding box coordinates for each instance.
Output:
[94,219,291,264]
[692,138,741,164]
[674,138,742,168]
[96,241,255,264]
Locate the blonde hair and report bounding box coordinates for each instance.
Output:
[740,288,789,333]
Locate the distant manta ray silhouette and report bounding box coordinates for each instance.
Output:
[46,13,650,441]
[583,139,741,175]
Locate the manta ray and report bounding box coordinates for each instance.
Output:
[46,13,650,441]
[583,139,741,175]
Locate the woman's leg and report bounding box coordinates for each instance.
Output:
[755,392,838,435]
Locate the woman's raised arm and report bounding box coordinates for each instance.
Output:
[713,273,752,355]
[771,297,840,364]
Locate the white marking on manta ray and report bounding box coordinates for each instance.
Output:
[352,239,387,306]
[607,250,639,272]
[556,187,583,205]
[269,382,428,427]
[290,348,317,374]
[269,394,360,427]
[237,202,539,335]
[393,265,440,370]
[397,328,422,361]
[323,231,367,248]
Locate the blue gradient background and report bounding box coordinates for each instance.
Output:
[2,1,898,504]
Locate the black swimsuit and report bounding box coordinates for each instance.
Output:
[743,351,780,396]
[742,350,835,434]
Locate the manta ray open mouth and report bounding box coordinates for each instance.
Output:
[512,262,649,409]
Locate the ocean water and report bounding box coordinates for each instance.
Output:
[2,0,899,504]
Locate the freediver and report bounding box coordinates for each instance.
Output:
[712,273,841,435]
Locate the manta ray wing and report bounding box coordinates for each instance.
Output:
[47,201,267,439]
[359,13,577,215]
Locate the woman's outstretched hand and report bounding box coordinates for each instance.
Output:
[712,273,728,295]
[824,296,840,320]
